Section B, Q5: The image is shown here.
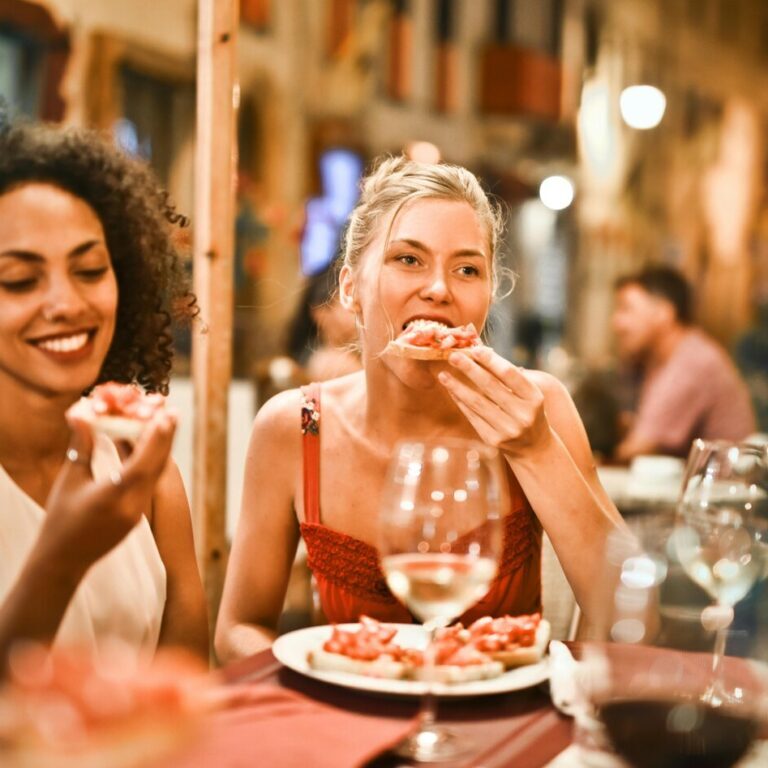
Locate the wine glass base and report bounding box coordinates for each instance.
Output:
[394,725,473,763]
[701,682,748,709]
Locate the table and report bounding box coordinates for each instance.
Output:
[218,648,573,768]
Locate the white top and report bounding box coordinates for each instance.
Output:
[0,434,166,662]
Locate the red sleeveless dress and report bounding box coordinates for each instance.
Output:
[298,384,542,624]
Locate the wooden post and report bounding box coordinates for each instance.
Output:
[192,0,239,628]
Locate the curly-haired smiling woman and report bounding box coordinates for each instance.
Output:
[0,115,208,667]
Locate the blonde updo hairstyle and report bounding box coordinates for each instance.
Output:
[342,155,508,301]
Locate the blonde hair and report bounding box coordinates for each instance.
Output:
[342,155,509,297]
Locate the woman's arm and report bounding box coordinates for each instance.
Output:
[0,412,177,671]
[438,347,626,620]
[151,460,209,661]
[214,390,302,663]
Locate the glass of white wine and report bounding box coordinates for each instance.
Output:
[674,439,768,706]
[379,437,504,763]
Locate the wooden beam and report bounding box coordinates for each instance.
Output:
[192,0,239,629]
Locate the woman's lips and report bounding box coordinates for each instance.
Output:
[28,330,97,361]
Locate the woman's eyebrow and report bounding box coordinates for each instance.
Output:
[390,238,485,259]
[0,239,103,262]
[0,249,44,262]
[69,239,104,258]
[390,238,428,251]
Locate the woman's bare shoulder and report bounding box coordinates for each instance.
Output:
[311,370,366,409]
[250,387,304,443]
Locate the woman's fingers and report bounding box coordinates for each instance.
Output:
[55,416,95,490]
[438,369,516,432]
[453,347,539,399]
[448,395,502,446]
[120,410,177,487]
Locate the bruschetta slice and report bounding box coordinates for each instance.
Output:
[384,320,482,360]
[68,382,166,443]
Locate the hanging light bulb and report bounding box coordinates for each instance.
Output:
[620,85,666,129]
[539,175,575,211]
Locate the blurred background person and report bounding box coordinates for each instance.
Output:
[611,266,756,462]
[286,265,361,383]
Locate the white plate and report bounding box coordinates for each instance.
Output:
[272,623,550,698]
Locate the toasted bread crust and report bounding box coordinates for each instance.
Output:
[307,648,407,679]
[489,619,551,668]
[91,415,146,443]
[384,341,479,360]
[412,661,504,683]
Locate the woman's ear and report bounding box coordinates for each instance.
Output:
[338,265,359,313]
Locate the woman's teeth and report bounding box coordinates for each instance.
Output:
[404,319,450,331]
[36,333,89,353]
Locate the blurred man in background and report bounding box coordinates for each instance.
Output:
[611,266,756,462]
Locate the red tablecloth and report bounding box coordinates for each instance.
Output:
[161,649,572,768]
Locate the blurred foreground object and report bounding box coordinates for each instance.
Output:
[0,643,207,768]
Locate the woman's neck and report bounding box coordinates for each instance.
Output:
[0,382,75,467]
[362,360,470,440]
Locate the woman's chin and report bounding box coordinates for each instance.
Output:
[395,361,448,391]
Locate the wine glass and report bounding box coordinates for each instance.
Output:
[674,440,768,706]
[379,438,504,763]
[581,511,767,768]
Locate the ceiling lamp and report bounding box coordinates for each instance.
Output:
[539,175,574,211]
[620,85,666,129]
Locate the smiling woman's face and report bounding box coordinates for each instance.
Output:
[348,197,493,360]
[0,183,118,399]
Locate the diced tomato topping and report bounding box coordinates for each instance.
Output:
[398,322,480,350]
[322,616,415,662]
[88,383,165,420]
[321,613,540,667]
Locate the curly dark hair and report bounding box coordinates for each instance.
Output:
[0,114,196,394]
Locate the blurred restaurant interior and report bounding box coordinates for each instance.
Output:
[2,0,768,612]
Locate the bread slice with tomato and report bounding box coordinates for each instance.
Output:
[384,320,483,360]
[306,617,417,680]
[466,614,550,669]
[67,382,166,443]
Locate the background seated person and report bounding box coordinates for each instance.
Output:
[611,266,756,463]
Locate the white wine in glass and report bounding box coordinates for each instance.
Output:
[379,438,504,762]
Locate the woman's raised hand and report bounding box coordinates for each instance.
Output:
[39,410,178,575]
[438,346,552,458]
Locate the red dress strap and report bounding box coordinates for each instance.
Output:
[300,384,322,525]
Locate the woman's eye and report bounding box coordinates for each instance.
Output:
[457,264,481,277]
[396,254,420,266]
[0,278,37,292]
[76,267,109,281]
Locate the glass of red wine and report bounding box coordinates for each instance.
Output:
[582,510,767,768]
[379,438,504,762]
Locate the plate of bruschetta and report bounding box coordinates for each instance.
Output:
[272,614,550,698]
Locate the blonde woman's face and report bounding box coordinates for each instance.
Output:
[350,197,492,358]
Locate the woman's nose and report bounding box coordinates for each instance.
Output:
[42,278,87,322]
[420,269,452,303]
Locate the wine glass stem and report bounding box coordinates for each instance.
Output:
[418,625,439,730]
[704,608,731,706]
[712,626,727,679]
